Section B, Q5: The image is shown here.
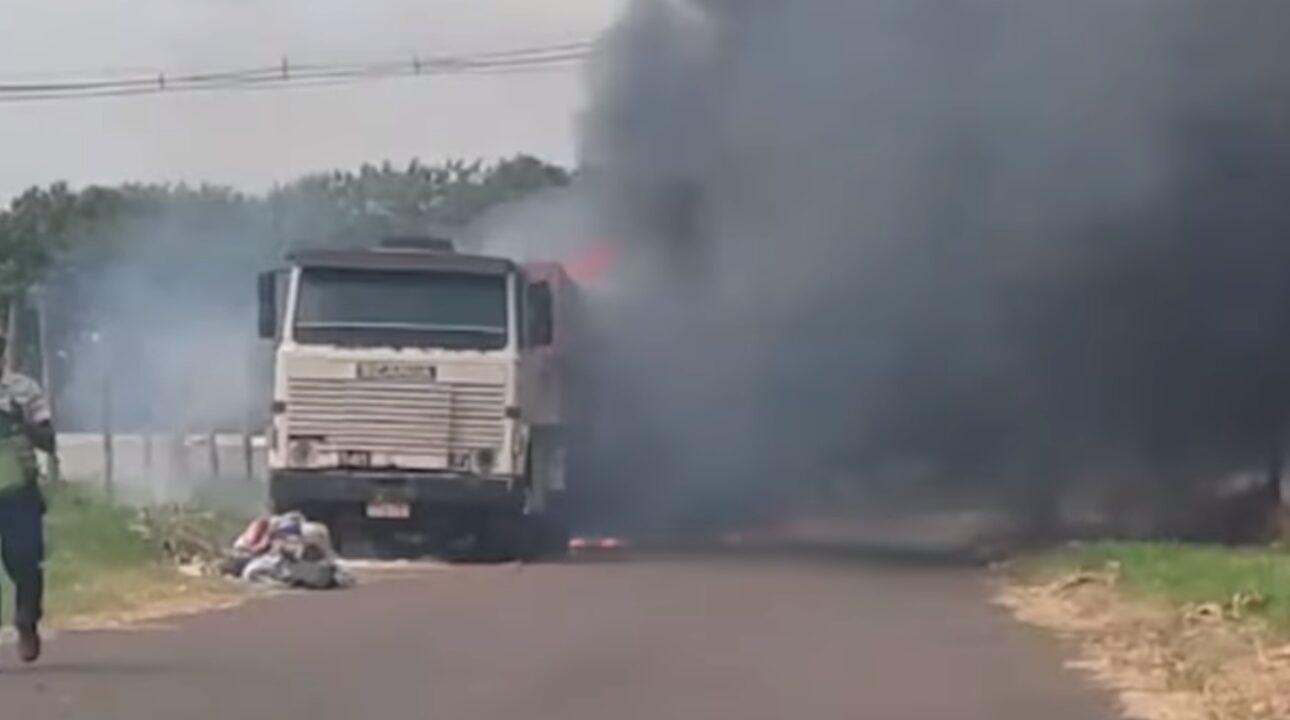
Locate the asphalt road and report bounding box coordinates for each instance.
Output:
[0,555,1115,720]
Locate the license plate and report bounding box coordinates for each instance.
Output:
[366,501,411,520]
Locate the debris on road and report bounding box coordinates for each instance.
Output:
[221,512,355,590]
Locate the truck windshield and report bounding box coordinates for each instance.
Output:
[294,268,509,350]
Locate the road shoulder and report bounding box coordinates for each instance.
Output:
[999,544,1290,720]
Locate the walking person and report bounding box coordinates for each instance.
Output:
[0,330,55,663]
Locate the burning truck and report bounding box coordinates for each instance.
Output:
[256,237,595,559]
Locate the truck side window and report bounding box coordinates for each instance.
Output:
[526,281,554,347]
[258,270,279,339]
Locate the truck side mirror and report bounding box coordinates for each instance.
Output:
[257,271,278,340]
[526,281,554,347]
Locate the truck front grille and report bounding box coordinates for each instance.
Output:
[286,378,506,453]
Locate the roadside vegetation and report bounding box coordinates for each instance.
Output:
[0,484,243,626]
[1004,540,1290,720]
[1024,541,1290,632]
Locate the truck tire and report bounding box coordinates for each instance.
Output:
[480,507,534,562]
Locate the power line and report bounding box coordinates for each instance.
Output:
[0,40,595,104]
[0,40,594,87]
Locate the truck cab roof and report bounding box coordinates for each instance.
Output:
[287,247,516,277]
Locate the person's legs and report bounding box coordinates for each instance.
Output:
[0,485,44,661]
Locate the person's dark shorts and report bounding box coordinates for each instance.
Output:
[0,482,45,626]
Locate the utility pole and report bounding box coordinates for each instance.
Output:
[4,293,19,374]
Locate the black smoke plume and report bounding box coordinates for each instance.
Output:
[577,0,1290,536]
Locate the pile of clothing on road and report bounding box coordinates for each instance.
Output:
[220,512,355,590]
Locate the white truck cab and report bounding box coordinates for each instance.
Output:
[257,238,573,558]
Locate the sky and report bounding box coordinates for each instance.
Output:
[0,0,626,200]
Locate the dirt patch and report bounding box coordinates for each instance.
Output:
[54,558,424,633]
[999,567,1290,720]
[56,576,260,632]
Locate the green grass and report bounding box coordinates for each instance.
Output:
[1032,541,1290,630]
[1,484,233,624]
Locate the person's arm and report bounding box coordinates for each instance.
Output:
[14,378,54,454]
[25,420,54,454]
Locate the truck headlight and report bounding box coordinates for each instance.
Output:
[289,438,316,466]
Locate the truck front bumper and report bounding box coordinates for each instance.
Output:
[270,470,522,509]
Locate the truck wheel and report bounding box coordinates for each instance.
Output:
[481,508,532,562]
